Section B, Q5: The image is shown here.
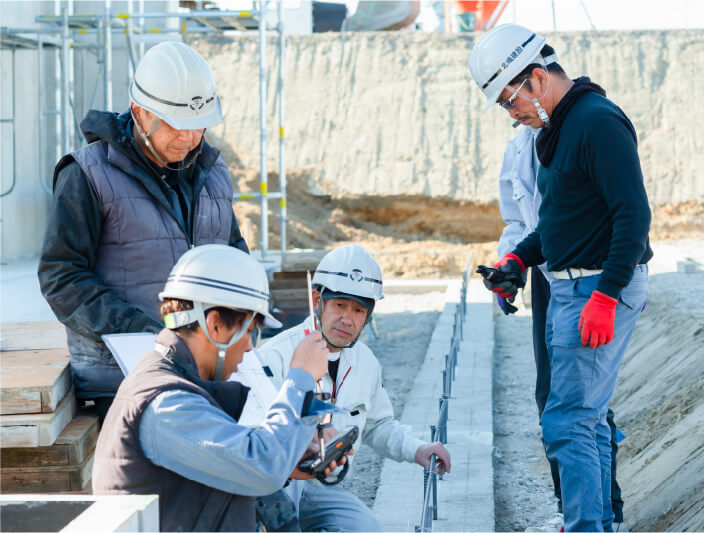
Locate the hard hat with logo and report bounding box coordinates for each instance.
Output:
[129,41,222,130]
[468,24,546,110]
[159,245,281,380]
[312,244,384,307]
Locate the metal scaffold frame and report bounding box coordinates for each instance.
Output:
[1,0,288,257]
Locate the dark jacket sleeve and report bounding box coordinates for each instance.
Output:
[229,210,249,253]
[37,159,163,342]
[512,230,545,269]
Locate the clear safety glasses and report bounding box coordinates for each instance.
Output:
[498,78,528,110]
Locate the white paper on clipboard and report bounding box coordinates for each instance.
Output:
[102,333,279,427]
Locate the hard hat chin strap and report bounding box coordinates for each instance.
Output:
[192,301,254,382]
[131,109,205,171]
[532,99,550,126]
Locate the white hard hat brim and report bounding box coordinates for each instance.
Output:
[129,81,223,130]
[262,313,282,329]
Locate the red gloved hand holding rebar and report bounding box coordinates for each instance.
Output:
[579,290,618,349]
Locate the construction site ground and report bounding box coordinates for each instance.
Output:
[2,178,702,529]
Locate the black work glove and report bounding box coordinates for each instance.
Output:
[497,295,518,315]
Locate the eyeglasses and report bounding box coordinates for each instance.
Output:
[498,79,528,110]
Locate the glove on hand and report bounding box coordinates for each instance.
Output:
[483,253,526,299]
[497,295,518,315]
[579,290,618,349]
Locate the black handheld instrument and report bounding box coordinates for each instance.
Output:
[476,265,526,288]
[298,425,359,485]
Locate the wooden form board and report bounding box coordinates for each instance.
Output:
[0,453,94,493]
[0,321,67,351]
[1,389,77,448]
[0,349,71,415]
[1,414,98,467]
[281,250,327,272]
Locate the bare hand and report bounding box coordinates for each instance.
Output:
[415,442,451,475]
[290,331,329,381]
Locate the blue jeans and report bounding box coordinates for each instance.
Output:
[542,265,647,532]
[298,484,381,532]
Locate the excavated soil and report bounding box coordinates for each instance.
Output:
[223,159,704,279]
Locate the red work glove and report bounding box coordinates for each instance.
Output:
[483,253,526,299]
[578,291,618,349]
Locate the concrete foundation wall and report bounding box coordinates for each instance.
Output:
[200,29,704,204]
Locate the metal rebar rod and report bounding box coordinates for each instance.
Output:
[430,455,438,520]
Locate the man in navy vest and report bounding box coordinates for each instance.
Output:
[38,42,247,422]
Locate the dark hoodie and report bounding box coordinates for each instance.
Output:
[38,109,248,343]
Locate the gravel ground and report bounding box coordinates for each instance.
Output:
[493,307,558,531]
[342,290,447,507]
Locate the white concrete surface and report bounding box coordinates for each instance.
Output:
[373,278,495,532]
[1,257,55,323]
[200,30,704,205]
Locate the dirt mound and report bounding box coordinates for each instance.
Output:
[224,158,704,278]
[612,272,704,531]
[227,163,501,277]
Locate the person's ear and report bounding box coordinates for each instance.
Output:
[205,309,221,336]
[311,290,322,308]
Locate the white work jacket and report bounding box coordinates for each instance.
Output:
[256,318,423,477]
[497,126,551,281]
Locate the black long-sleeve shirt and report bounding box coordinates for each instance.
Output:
[513,91,652,299]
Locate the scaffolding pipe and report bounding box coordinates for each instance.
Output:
[0,49,17,198]
[138,0,144,58]
[61,6,70,154]
[37,35,53,195]
[258,0,268,257]
[104,0,112,111]
[278,0,286,255]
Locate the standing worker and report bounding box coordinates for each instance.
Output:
[474,42,626,531]
[92,245,347,532]
[469,24,651,532]
[38,42,248,421]
[257,244,451,532]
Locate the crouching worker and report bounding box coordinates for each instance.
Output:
[258,244,452,532]
[92,245,346,532]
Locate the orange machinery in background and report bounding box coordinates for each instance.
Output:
[445,0,509,32]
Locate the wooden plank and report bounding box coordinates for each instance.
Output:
[0,321,67,351]
[1,389,77,448]
[0,349,71,414]
[273,271,307,281]
[0,453,94,493]
[1,414,98,467]
[271,288,310,302]
[281,250,327,272]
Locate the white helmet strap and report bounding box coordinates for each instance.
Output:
[314,286,367,350]
[130,108,205,171]
[165,302,254,382]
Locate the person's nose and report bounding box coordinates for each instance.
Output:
[508,106,521,119]
[244,332,254,352]
[338,309,353,326]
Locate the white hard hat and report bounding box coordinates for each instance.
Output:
[159,245,281,329]
[129,41,222,130]
[469,24,546,110]
[312,244,384,302]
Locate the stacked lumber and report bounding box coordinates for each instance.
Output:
[0,321,96,493]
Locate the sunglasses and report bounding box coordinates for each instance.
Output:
[498,79,528,110]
